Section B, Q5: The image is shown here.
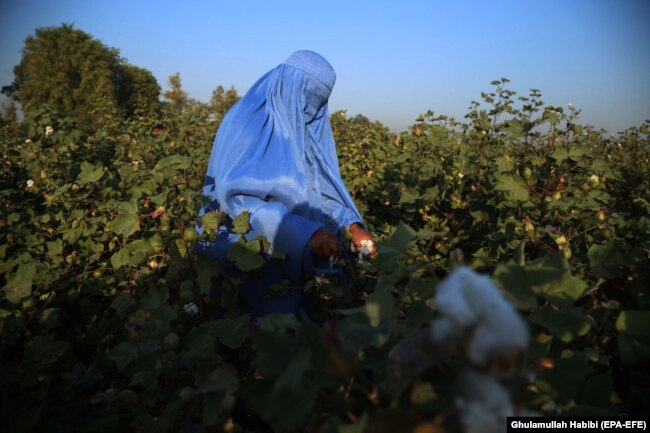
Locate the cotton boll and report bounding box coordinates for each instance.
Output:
[430,266,529,372]
[351,239,375,258]
[359,239,374,256]
[183,302,199,316]
[456,371,513,433]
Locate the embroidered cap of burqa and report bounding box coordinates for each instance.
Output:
[200,50,363,286]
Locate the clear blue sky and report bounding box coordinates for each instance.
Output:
[1,0,649,133]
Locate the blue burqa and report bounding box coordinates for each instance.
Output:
[195,51,363,316]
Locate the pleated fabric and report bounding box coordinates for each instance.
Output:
[195,51,363,316]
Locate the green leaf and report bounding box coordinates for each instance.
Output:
[110,211,140,237]
[110,293,137,314]
[588,240,627,279]
[493,261,537,310]
[506,119,524,137]
[493,174,529,202]
[76,161,104,185]
[227,240,264,272]
[194,257,221,294]
[126,239,151,265]
[496,254,587,310]
[537,351,591,405]
[46,239,63,257]
[202,393,223,427]
[182,328,217,364]
[399,187,419,204]
[374,221,416,272]
[529,307,595,343]
[3,262,36,304]
[542,108,560,126]
[40,307,60,328]
[616,310,650,365]
[214,316,250,349]
[154,154,191,171]
[251,329,295,378]
[244,345,319,433]
[495,155,514,172]
[568,144,586,159]
[201,210,224,233]
[141,286,169,310]
[24,334,69,365]
[110,248,131,269]
[550,146,569,162]
[232,211,250,234]
[363,283,395,328]
[108,341,139,370]
[536,270,588,307]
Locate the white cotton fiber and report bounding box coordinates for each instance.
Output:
[456,371,514,433]
[430,266,529,367]
[351,239,374,259]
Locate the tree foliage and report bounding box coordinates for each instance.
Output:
[162,72,189,113]
[210,85,240,124]
[3,24,161,131]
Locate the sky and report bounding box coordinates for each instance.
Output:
[1,0,649,133]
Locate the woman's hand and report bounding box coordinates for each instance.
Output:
[310,228,339,261]
[349,223,377,256]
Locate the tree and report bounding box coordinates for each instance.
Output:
[118,64,161,119]
[209,85,240,124]
[1,100,18,124]
[3,24,160,131]
[163,72,189,112]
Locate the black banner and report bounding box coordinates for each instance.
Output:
[507,417,648,433]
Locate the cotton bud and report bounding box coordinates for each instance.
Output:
[523,167,532,179]
[183,302,199,316]
[430,266,529,373]
[524,219,534,233]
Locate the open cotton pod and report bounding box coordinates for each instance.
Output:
[430,266,529,377]
[350,239,375,260]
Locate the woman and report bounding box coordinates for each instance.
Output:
[195,50,375,317]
